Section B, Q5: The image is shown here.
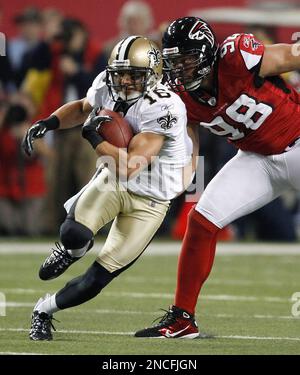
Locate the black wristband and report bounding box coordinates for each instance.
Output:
[43,115,60,130]
[85,132,104,149]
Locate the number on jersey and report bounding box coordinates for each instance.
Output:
[201,93,273,140]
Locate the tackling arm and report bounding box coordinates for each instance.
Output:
[259,43,300,77]
[187,123,200,173]
[95,132,165,179]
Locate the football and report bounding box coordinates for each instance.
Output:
[97,108,133,148]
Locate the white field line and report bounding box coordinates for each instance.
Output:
[209,313,298,320]
[112,276,295,287]
[71,310,300,321]
[0,327,131,336]
[103,291,289,303]
[0,242,300,255]
[0,302,34,307]
[0,289,291,303]
[0,272,296,294]
[217,335,300,341]
[0,327,300,342]
[1,288,46,294]
[0,276,297,292]
[1,303,298,321]
[0,277,291,290]
[70,310,299,320]
[0,352,44,355]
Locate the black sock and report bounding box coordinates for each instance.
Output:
[55,261,114,309]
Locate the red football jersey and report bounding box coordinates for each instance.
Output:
[179,33,300,155]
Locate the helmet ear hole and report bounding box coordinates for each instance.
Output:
[162,17,218,92]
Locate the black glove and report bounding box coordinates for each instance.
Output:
[22,115,60,156]
[82,107,111,149]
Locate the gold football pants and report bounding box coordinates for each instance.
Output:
[70,168,170,272]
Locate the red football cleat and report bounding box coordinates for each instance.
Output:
[135,305,199,339]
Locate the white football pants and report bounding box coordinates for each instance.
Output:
[196,140,300,228]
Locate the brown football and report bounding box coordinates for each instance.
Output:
[97,108,133,148]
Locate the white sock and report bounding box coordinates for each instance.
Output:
[67,240,91,258]
[36,293,60,315]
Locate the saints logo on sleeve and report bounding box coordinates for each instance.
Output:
[157,111,178,130]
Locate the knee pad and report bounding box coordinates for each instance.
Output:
[60,218,93,250]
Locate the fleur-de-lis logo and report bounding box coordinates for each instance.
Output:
[148,47,161,68]
[157,111,177,130]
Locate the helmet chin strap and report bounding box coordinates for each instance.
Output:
[118,90,141,102]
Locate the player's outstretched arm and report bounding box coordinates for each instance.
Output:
[51,98,92,129]
[22,98,92,156]
[260,43,300,77]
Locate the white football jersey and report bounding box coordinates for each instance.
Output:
[86,71,193,200]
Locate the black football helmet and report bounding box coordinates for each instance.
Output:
[162,17,219,92]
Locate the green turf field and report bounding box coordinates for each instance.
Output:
[0,242,300,355]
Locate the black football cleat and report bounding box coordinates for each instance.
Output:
[29,310,56,341]
[135,305,199,339]
[39,240,94,280]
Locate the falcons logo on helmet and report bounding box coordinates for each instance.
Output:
[188,21,214,47]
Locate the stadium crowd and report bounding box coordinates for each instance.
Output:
[1,0,300,241]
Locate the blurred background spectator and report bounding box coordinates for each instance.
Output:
[1,0,300,241]
[7,7,43,92]
[0,94,51,236]
[97,0,157,71]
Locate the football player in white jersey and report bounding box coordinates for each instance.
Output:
[23,36,197,340]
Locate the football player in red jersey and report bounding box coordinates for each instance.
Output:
[135,17,300,339]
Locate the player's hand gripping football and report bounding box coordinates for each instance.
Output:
[82,107,111,149]
[22,115,60,156]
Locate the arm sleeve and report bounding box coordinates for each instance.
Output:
[139,95,186,139]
